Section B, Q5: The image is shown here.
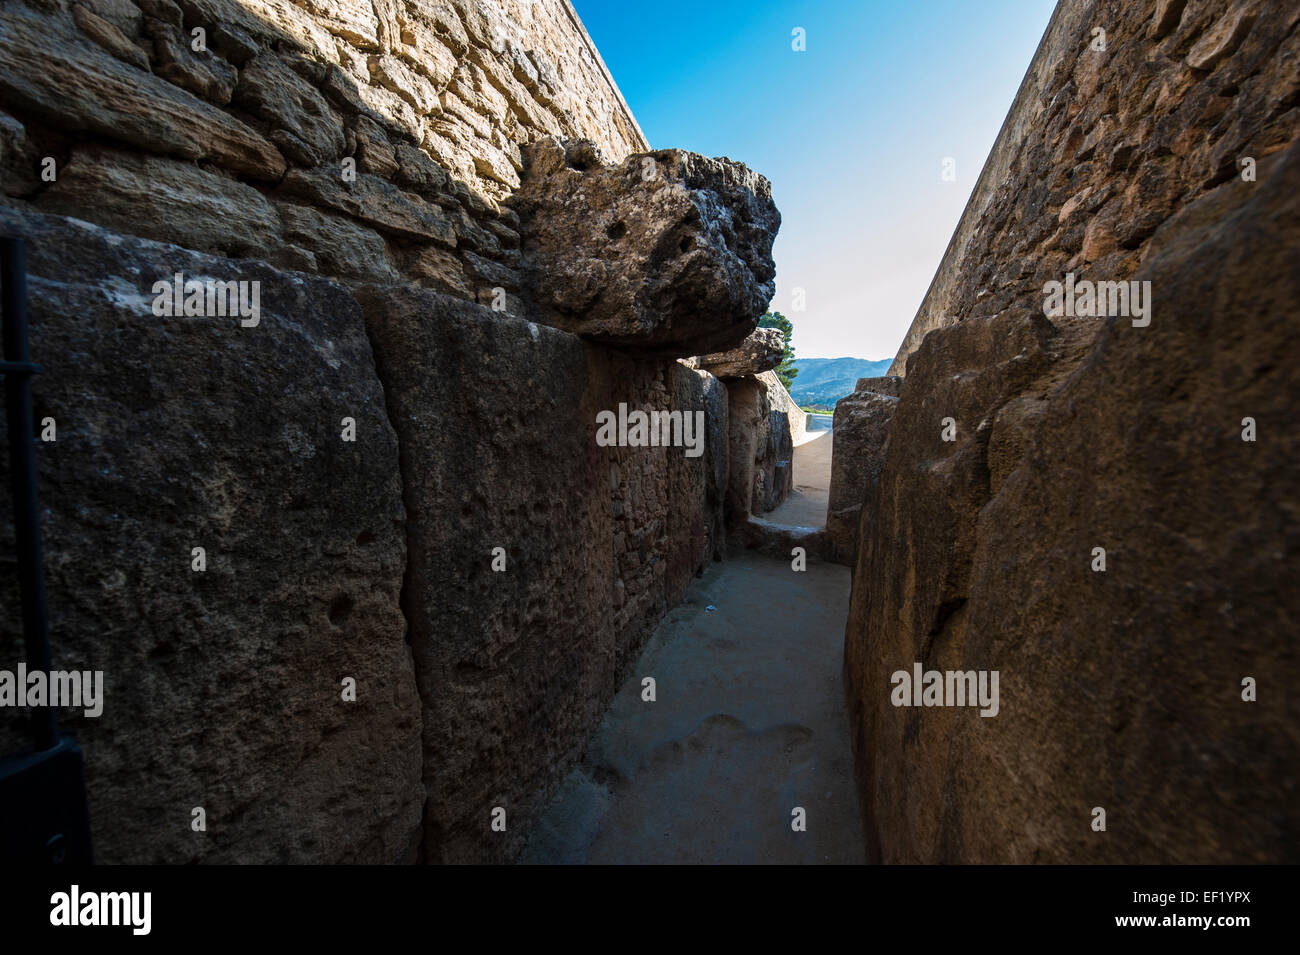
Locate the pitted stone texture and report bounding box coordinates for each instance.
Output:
[355,285,728,862]
[0,3,286,180]
[693,327,785,379]
[844,140,1300,864]
[0,207,421,864]
[855,375,903,397]
[827,387,899,565]
[517,139,780,357]
[725,372,796,525]
[889,0,1300,375]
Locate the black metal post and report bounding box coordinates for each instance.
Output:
[2,236,57,752]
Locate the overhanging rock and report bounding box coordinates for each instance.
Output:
[691,327,785,379]
[515,139,779,357]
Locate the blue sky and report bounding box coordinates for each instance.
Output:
[570,0,1056,360]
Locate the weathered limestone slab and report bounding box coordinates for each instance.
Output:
[517,139,780,356]
[844,136,1300,865]
[276,202,400,283]
[281,166,457,245]
[693,327,784,379]
[35,148,282,260]
[827,384,900,566]
[74,3,149,72]
[235,54,347,167]
[0,206,421,863]
[0,4,285,180]
[147,20,237,104]
[725,372,795,526]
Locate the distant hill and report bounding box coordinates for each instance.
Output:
[790,357,892,409]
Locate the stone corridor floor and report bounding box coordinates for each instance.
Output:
[767,414,833,527]
[520,553,864,864]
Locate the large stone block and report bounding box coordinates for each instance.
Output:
[693,327,784,379]
[0,207,421,863]
[827,386,899,566]
[724,372,796,526]
[844,140,1300,864]
[281,165,457,246]
[354,286,617,863]
[516,139,779,357]
[354,284,730,861]
[234,53,347,167]
[35,148,283,260]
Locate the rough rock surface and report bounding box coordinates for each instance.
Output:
[889,0,1300,375]
[0,3,286,180]
[725,372,796,526]
[845,120,1300,863]
[693,327,785,379]
[664,364,730,601]
[0,0,648,303]
[35,148,283,260]
[827,379,901,565]
[855,375,902,398]
[355,285,731,863]
[516,139,780,356]
[0,207,422,864]
[0,0,790,865]
[771,371,809,448]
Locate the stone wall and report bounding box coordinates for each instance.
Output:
[846,0,1299,863]
[0,0,782,863]
[888,0,1298,376]
[0,0,647,313]
[762,369,807,448]
[724,372,797,527]
[0,206,424,864]
[354,286,730,863]
[827,376,900,566]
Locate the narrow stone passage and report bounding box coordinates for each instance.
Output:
[521,552,863,864]
[766,413,833,527]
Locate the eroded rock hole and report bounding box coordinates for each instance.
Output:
[328,594,355,626]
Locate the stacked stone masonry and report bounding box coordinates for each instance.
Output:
[0,0,787,863]
[0,0,648,306]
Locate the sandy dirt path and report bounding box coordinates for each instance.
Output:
[521,552,864,864]
[767,413,833,527]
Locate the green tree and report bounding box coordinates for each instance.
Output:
[758,311,797,391]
